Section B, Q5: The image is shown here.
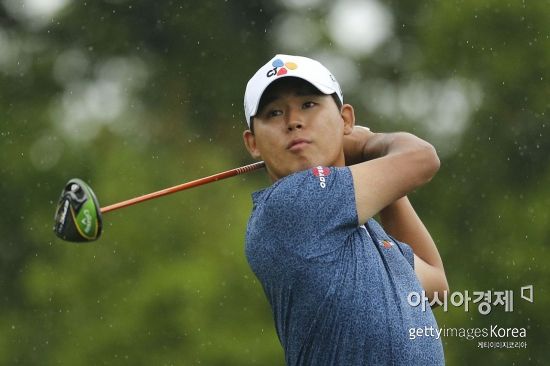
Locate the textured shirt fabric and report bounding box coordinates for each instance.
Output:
[245,166,444,365]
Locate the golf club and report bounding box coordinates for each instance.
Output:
[53,161,266,242]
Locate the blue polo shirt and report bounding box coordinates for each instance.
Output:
[245,166,444,365]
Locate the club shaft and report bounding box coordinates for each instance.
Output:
[100,161,265,214]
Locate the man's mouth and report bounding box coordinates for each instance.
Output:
[287,138,311,151]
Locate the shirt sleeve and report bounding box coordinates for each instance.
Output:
[259,166,358,258]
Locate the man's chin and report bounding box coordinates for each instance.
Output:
[292,159,317,171]
[270,163,312,181]
[268,156,342,181]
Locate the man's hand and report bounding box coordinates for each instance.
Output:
[343,126,377,165]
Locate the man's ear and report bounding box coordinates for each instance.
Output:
[243,129,262,160]
[341,104,356,135]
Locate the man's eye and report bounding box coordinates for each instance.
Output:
[303,101,316,109]
[267,110,282,118]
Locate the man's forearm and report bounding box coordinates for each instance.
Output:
[344,127,440,180]
[345,127,448,296]
[380,197,444,271]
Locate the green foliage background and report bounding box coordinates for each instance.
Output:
[0,0,548,364]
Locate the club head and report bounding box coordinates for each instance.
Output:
[53,178,102,242]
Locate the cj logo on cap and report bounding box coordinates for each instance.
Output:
[267,58,298,78]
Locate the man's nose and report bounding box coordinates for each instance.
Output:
[286,108,303,131]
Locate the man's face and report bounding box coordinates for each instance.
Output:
[243,78,354,181]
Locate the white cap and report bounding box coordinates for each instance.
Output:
[243,54,343,127]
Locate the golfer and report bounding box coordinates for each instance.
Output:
[242,54,448,365]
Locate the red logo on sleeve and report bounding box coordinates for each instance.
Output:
[379,240,394,249]
[311,166,330,188]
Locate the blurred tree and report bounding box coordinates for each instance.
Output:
[0,0,548,364]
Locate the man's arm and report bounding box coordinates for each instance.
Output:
[344,126,448,300]
[345,126,440,224]
[379,197,448,301]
